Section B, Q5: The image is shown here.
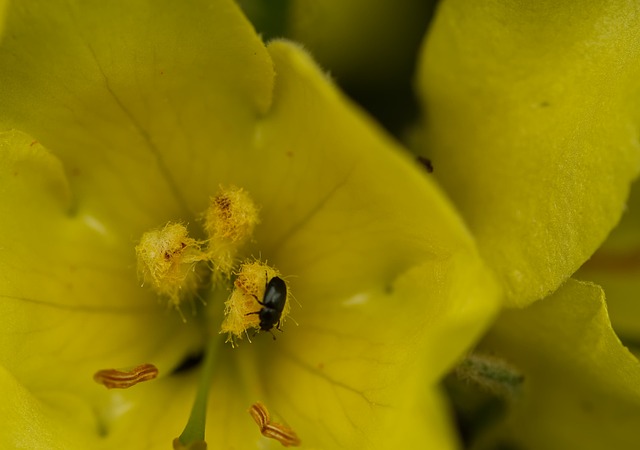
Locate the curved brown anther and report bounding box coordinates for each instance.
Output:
[93,363,159,389]
[248,402,301,447]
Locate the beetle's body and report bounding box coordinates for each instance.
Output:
[248,274,287,337]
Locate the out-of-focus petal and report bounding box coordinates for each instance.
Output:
[416,0,640,307]
[475,279,640,450]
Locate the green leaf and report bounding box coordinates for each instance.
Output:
[416,0,640,307]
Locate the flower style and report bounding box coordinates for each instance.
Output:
[0,1,500,449]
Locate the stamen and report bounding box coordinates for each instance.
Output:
[248,402,301,447]
[262,424,302,448]
[220,260,292,346]
[135,222,207,317]
[93,363,158,389]
[248,402,270,429]
[203,186,260,276]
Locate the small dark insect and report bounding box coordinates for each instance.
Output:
[247,272,287,339]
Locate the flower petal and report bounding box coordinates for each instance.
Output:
[286,0,432,87]
[0,0,275,235]
[241,0,436,135]
[99,369,460,450]
[104,38,499,449]
[416,0,640,306]
[474,279,640,449]
[1,2,503,447]
[258,255,497,449]
[0,130,201,402]
[235,40,501,449]
[578,177,640,355]
[100,367,284,449]
[0,365,99,448]
[0,0,7,38]
[101,39,502,450]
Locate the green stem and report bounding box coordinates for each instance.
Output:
[177,335,221,446]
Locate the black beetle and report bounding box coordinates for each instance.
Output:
[247,272,287,339]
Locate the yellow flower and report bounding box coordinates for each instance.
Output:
[0,1,499,448]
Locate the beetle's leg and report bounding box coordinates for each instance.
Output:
[251,294,265,306]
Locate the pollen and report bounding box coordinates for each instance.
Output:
[203,186,260,276]
[135,222,207,315]
[220,260,291,346]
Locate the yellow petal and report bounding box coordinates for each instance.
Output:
[253,255,496,449]
[99,40,502,449]
[221,40,500,449]
[578,177,640,355]
[0,130,201,399]
[1,1,503,447]
[416,0,640,307]
[102,368,461,450]
[0,0,7,39]
[0,365,99,448]
[241,0,435,134]
[0,0,275,235]
[475,279,640,449]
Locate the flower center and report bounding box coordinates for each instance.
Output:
[96,185,297,448]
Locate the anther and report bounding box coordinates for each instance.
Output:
[220,260,291,346]
[93,363,159,389]
[248,402,301,447]
[203,186,260,276]
[135,222,207,317]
